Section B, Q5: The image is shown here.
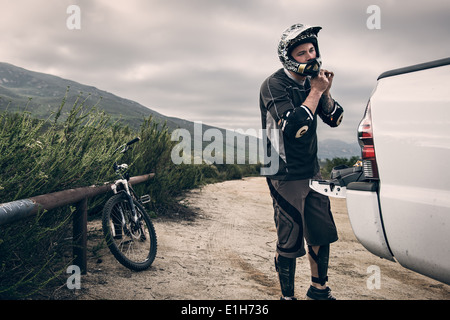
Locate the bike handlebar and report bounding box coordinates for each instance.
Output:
[113,137,141,155]
[126,137,141,146]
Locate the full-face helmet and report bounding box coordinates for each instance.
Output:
[278,24,322,77]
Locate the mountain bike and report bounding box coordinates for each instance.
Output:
[102,137,157,271]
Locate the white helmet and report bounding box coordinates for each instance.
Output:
[278,24,322,76]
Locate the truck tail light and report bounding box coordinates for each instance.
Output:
[358,101,379,179]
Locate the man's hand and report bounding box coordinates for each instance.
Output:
[310,69,330,94]
[322,69,334,95]
[304,69,335,115]
[318,69,335,114]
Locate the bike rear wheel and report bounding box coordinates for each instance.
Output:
[102,193,157,271]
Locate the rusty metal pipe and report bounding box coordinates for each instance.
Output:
[0,173,154,226]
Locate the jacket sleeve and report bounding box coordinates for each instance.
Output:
[260,76,295,123]
[260,76,314,139]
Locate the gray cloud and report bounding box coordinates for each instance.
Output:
[1,0,449,145]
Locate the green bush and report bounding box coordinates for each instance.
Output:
[0,93,265,298]
[199,164,220,180]
[0,96,192,298]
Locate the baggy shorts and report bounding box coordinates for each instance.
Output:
[267,176,338,258]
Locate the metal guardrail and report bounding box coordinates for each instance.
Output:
[0,173,154,274]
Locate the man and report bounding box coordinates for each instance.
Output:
[259,23,344,300]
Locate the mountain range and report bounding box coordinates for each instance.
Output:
[0,62,360,160]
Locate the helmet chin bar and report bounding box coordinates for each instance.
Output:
[296,58,321,77]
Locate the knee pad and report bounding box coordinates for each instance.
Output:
[274,255,296,297]
[308,245,330,286]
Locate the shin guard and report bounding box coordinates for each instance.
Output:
[308,244,330,286]
[274,255,296,297]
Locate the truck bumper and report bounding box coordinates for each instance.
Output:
[346,182,394,261]
[310,165,395,261]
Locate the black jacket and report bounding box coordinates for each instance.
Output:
[259,68,343,180]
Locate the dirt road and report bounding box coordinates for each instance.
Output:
[79,177,450,300]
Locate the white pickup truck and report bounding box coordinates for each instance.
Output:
[311,57,450,285]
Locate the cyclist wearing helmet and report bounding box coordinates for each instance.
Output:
[259,23,343,300]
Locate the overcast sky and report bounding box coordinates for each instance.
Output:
[1,0,449,144]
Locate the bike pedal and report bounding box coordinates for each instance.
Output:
[140,194,151,204]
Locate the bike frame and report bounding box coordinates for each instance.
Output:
[110,137,145,226]
[111,178,139,223]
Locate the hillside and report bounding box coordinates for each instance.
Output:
[317,139,360,160]
[0,62,175,130]
[0,62,360,160]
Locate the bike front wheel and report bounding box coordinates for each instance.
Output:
[102,193,157,271]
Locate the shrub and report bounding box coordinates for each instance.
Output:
[0,93,263,298]
[0,96,180,298]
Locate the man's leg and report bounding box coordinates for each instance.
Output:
[274,253,297,299]
[267,178,308,299]
[306,244,335,300]
[303,185,337,300]
[307,245,330,289]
